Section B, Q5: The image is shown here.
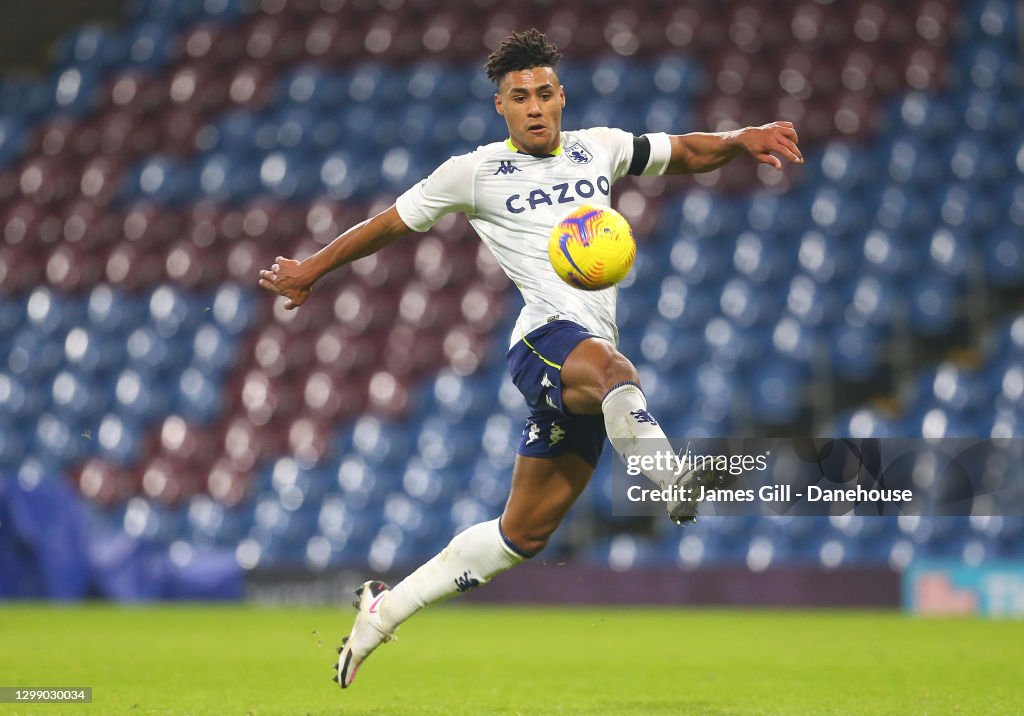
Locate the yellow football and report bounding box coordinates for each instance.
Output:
[548,205,636,291]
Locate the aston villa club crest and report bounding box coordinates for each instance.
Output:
[565,142,592,164]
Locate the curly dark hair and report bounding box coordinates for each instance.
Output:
[484,29,563,86]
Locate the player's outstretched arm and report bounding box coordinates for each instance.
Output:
[257,205,412,310]
[664,121,803,174]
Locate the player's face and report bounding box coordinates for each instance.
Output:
[494,67,565,156]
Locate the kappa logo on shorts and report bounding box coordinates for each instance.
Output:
[541,373,554,389]
[549,424,566,447]
[545,395,558,410]
[526,423,540,445]
[630,408,658,426]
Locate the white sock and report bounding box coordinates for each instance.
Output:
[378,518,528,633]
[602,382,678,488]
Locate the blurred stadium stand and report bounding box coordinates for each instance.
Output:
[0,0,1021,599]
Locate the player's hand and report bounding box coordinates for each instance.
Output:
[258,256,311,310]
[738,121,803,170]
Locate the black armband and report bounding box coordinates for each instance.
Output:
[627,135,651,176]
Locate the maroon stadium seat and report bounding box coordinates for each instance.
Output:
[37,116,78,158]
[0,245,43,292]
[167,62,230,113]
[206,456,252,506]
[227,63,276,109]
[46,242,104,291]
[165,238,227,288]
[443,324,488,376]
[19,156,79,205]
[364,369,412,420]
[139,454,202,505]
[104,69,168,115]
[287,413,333,465]
[3,199,43,247]
[123,201,183,247]
[79,155,123,206]
[75,458,139,506]
[105,240,168,289]
[183,22,245,67]
[385,323,444,379]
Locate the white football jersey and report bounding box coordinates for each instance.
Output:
[395,127,671,346]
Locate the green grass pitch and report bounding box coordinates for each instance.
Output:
[2,604,1022,715]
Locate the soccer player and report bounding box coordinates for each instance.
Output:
[257,30,803,688]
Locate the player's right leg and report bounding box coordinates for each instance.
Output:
[560,336,725,523]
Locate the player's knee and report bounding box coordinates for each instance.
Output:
[501,521,553,557]
[600,350,639,395]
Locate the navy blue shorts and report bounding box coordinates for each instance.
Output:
[506,320,608,467]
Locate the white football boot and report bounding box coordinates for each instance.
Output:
[333,580,396,689]
[667,458,728,526]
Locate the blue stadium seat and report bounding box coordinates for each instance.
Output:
[719,277,781,328]
[816,140,877,191]
[113,366,172,425]
[52,24,127,72]
[749,356,807,425]
[747,189,805,236]
[983,225,1024,287]
[669,236,732,284]
[732,231,793,284]
[26,286,84,337]
[830,407,904,438]
[63,326,124,377]
[49,369,110,428]
[191,323,237,375]
[874,184,937,236]
[334,454,399,510]
[446,495,490,537]
[258,149,320,200]
[210,285,257,336]
[908,275,960,336]
[944,133,1009,186]
[844,274,899,327]
[122,21,178,71]
[786,274,841,330]
[124,156,198,205]
[187,494,249,549]
[94,412,144,466]
[0,415,29,468]
[7,327,65,383]
[466,456,511,511]
[0,115,27,169]
[771,314,817,365]
[122,497,188,544]
[894,92,957,142]
[959,89,1019,139]
[829,322,883,381]
[884,134,947,187]
[198,152,261,202]
[416,416,480,471]
[859,228,910,277]
[174,366,222,424]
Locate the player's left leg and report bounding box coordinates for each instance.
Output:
[334,451,592,688]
